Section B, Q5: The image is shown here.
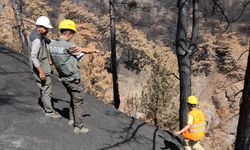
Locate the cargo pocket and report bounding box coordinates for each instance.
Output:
[60,58,75,76]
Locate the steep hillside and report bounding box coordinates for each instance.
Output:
[0,0,249,149]
[192,31,248,149]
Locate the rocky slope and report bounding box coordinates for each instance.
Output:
[0,0,249,149]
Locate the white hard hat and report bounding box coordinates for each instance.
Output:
[35,16,53,29]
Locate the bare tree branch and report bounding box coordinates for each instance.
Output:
[189,0,199,53]
[238,43,250,61]
[230,0,250,22]
[190,0,199,44]
[211,0,250,32]
[166,73,180,80]
[0,16,35,25]
[237,50,250,61]
[211,0,230,32]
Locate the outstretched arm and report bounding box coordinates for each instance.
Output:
[80,47,100,54]
[69,45,100,55]
[174,124,191,136]
[174,113,193,136]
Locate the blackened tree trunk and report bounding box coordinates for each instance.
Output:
[176,0,199,129]
[11,0,28,56]
[109,0,120,109]
[235,45,250,150]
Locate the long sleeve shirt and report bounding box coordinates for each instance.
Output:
[30,39,41,68]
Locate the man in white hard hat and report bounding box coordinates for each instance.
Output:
[29,16,61,118]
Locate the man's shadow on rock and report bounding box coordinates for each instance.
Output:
[159,130,184,150]
[161,140,181,150]
[38,97,70,119]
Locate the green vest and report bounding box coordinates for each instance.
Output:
[48,38,80,82]
[29,31,51,76]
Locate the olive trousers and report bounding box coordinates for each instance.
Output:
[36,75,54,113]
[62,80,85,128]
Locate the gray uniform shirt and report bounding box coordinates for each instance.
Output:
[49,38,80,82]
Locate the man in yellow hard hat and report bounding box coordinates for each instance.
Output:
[29,16,61,119]
[48,19,99,134]
[175,95,206,150]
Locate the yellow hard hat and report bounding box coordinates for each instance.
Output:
[187,95,198,105]
[58,19,77,32]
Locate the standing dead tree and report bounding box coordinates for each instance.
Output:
[176,0,199,128]
[235,44,250,150]
[109,0,120,109]
[11,0,28,56]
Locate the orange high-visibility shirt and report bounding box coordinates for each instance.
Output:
[183,108,206,141]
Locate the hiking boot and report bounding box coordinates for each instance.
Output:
[73,126,89,134]
[68,120,74,126]
[45,112,61,119]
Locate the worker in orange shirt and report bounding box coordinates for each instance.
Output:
[175,95,206,150]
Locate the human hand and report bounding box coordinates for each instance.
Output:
[49,59,53,65]
[39,70,46,81]
[174,131,181,136]
[37,66,46,81]
[70,45,81,55]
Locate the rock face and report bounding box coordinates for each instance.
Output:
[0,0,249,149]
